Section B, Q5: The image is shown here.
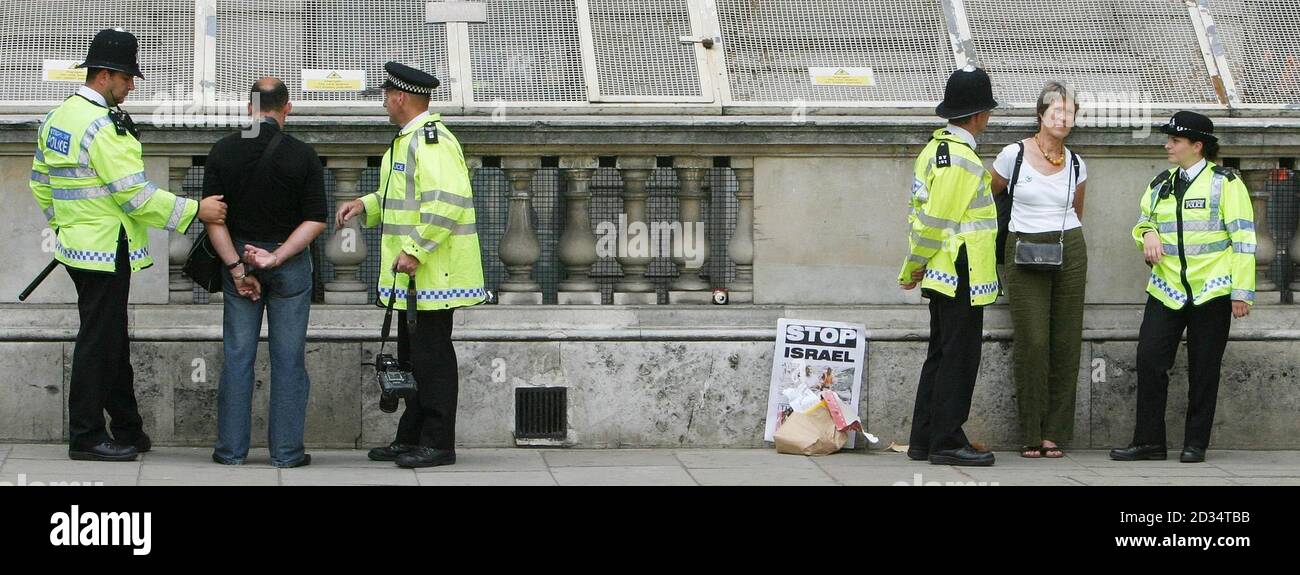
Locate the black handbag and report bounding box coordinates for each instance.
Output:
[1013,150,1080,271]
[182,131,284,292]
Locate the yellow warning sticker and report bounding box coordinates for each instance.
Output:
[43,60,87,83]
[302,69,365,92]
[808,67,875,87]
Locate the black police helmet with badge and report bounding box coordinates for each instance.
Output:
[935,65,998,120]
[76,27,145,79]
[1159,111,1217,144]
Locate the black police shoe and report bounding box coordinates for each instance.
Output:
[367,443,416,462]
[1180,446,1207,463]
[1110,444,1168,461]
[395,447,456,469]
[69,441,139,462]
[928,446,995,467]
[906,448,929,461]
[121,432,151,453]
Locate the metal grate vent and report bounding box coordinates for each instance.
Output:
[515,387,567,439]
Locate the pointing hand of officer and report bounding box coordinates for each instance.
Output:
[198,195,227,225]
[335,199,365,228]
[1142,230,1165,264]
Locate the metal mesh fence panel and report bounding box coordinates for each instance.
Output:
[707,166,738,289]
[214,0,451,104]
[472,166,510,296]
[469,0,587,102]
[717,0,951,103]
[0,0,194,103]
[1268,170,1298,302]
[587,0,704,98]
[963,0,1220,105]
[531,167,565,304]
[1209,0,1300,106]
[590,166,625,304]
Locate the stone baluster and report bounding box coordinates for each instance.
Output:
[324,157,370,304]
[728,157,755,303]
[613,156,657,304]
[557,156,601,304]
[497,157,543,304]
[167,157,194,304]
[669,157,712,304]
[1239,160,1278,302]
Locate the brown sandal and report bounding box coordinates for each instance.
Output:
[1041,445,1065,458]
[1020,446,1042,458]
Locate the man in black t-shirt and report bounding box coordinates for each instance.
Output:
[201,78,327,468]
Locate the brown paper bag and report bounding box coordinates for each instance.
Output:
[774,402,847,456]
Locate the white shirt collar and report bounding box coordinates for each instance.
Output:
[944,123,978,150]
[400,111,432,135]
[76,86,108,108]
[1182,158,1207,182]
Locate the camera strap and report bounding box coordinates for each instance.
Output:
[379,271,420,356]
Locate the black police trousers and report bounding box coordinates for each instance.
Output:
[395,308,459,450]
[65,227,145,450]
[1132,295,1232,450]
[909,247,984,453]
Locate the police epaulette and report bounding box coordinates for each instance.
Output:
[1151,169,1175,199]
[935,141,951,168]
[1212,166,1238,181]
[423,121,439,144]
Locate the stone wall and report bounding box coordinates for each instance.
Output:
[1,305,1296,450]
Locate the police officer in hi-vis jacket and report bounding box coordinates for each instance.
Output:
[1111,111,1255,464]
[899,66,1001,467]
[30,29,227,461]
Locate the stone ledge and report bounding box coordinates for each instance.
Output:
[2,303,1297,342]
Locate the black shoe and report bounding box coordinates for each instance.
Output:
[395,447,456,469]
[274,454,311,469]
[368,443,416,462]
[130,433,151,453]
[1110,444,1167,461]
[69,441,139,462]
[211,453,242,465]
[1180,446,1206,463]
[906,448,929,461]
[928,446,995,467]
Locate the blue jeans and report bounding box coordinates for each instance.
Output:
[214,239,313,466]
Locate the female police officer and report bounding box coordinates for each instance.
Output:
[1110,111,1255,464]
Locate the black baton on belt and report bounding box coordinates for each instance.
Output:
[18,260,60,301]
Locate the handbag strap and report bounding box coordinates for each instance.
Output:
[1058,150,1080,244]
[1007,142,1025,199]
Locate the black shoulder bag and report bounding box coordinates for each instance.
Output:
[183,131,284,292]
